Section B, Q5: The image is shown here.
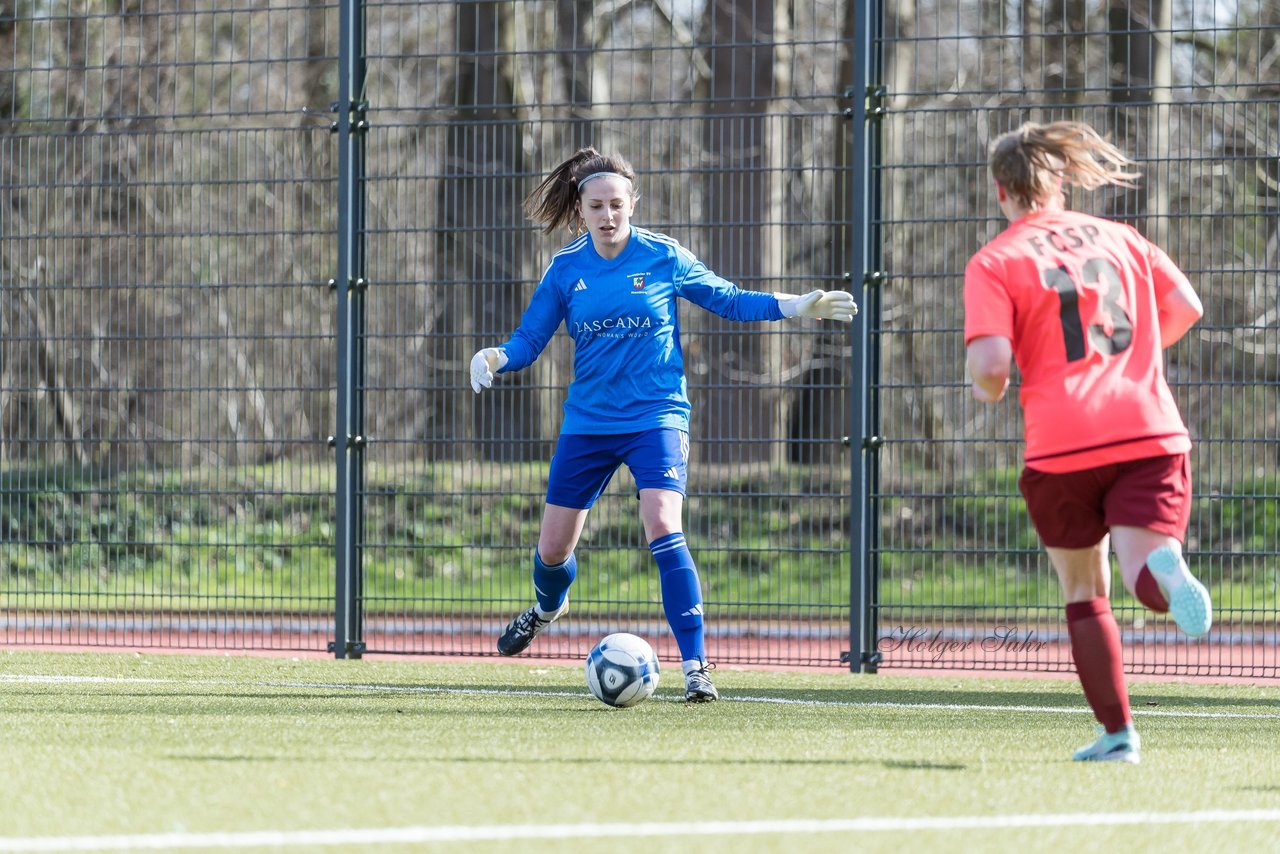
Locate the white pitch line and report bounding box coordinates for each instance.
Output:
[0,674,181,685]
[2,810,1280,852]
[2,672,1278,720]
[719,694,1280,720]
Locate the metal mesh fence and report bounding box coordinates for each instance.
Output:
[357,0,856,666]
[1,0,1275,678]
[1,1,339,650]
[872,0,1278,677]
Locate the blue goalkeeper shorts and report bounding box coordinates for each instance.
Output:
[545,429,689,510]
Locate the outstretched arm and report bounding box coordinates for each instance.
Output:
[468,273,564,394]
[675,250,857,323]
[966,335,1013,402]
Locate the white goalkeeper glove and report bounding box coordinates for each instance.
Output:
[469,347,509,393]
[775,289,858,322]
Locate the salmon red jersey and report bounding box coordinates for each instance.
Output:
[964,209,1191,472]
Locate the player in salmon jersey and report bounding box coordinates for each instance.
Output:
[470,147,857,702]
[964,121,1212,763]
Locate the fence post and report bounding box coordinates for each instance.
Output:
[847,0,884,674]
[332,0,368,660]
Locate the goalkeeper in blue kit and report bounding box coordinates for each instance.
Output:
[471,147,856,702]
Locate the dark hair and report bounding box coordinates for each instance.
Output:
[989,121,1140,209]
[523,147,639,235]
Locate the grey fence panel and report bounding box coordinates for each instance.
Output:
[356,0,857,666]
[872,0,1278,677]
[1,2,340,650]
[3,0,1273,679]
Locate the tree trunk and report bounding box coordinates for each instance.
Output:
[697,0,775,464]
[440,2,537,461]
[555,0,597,150]
[1106,0,1167,233]
[789,0,859,466]
[1031,0,1088,106]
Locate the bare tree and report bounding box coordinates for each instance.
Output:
[694,0,776,463]
[1030,0,1089,106]
[1106,0,1171,235]
[438,2,539,461]
[787,0,863,466]
[555,0,598,149]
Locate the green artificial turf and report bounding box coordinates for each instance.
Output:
[1,650,1278,853]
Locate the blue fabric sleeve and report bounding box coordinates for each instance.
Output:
[497,273,565,372]
[674,255,785,322]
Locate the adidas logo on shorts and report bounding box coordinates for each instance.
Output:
[663,466,680,479]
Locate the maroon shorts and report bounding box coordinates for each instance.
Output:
[1018,453,1192,549]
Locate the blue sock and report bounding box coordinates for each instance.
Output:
[650,533,705,663]
[532,550,576,618]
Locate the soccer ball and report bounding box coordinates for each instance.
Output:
[585,633,660,708]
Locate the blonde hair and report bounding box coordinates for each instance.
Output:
[989,121,1141,209]
[524,147,639,235]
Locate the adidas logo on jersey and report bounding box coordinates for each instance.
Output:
[573,279,588,292]
[663,466,680,479]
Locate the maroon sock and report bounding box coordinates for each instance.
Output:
[1134,565,1170,613]
[1065,597,1131,734]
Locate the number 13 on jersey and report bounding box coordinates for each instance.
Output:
[1040,257,1133,362]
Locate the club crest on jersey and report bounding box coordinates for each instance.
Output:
[629,273,646,291]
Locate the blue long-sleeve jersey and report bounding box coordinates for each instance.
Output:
[498,226,785,434]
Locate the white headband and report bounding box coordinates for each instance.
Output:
[577,171,631,191]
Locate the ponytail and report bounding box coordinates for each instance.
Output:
[989,121,1140,209]
[524,147,639,235]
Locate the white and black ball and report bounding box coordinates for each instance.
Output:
[584,633,660,708]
